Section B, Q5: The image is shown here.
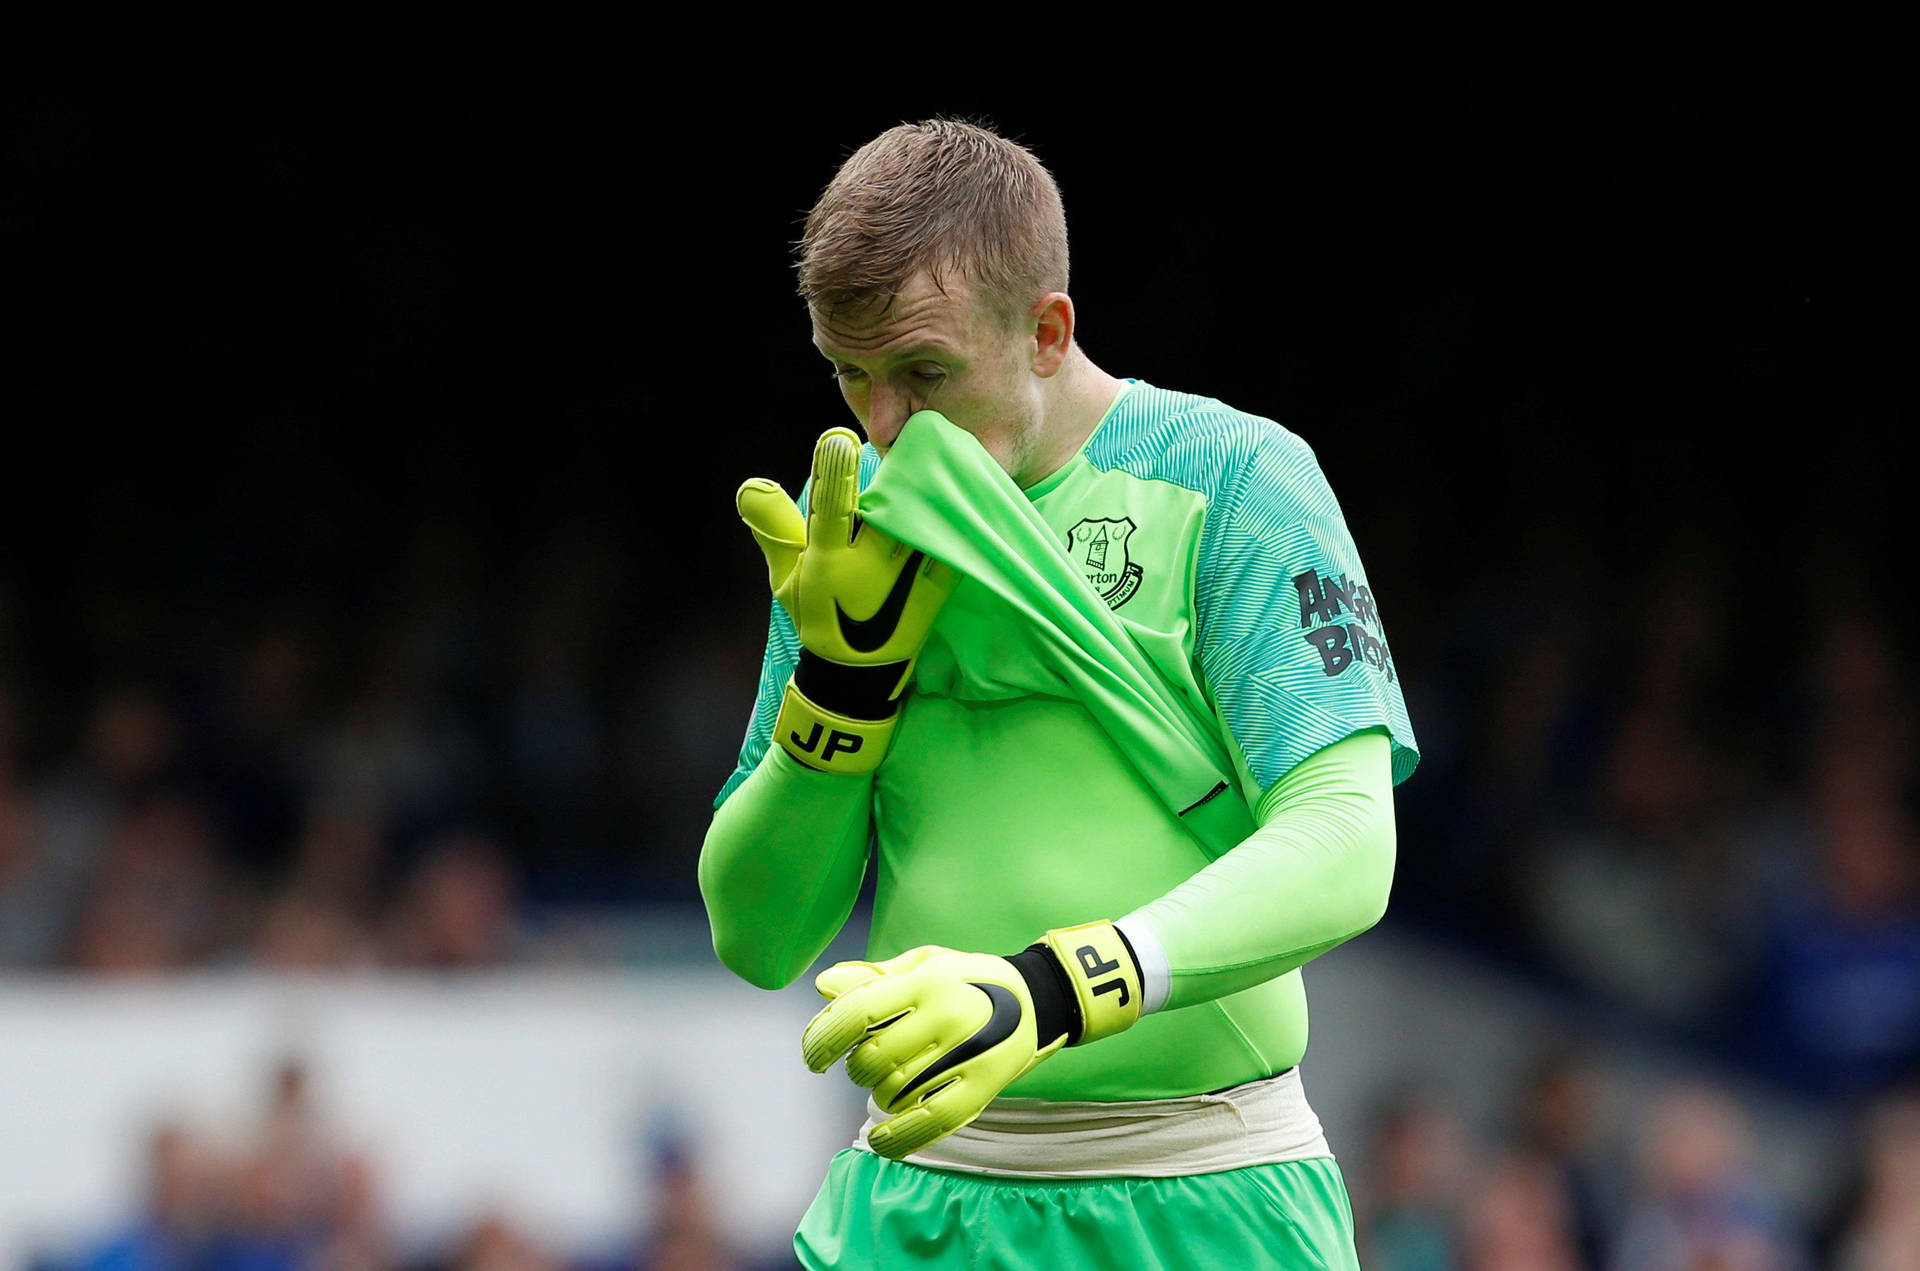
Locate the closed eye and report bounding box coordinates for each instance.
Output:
[828,364,944,386]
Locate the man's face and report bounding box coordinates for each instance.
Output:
[812,270,1040,475]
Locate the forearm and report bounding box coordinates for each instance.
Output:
[699,746,874,990]
[1120,728,1395,1012]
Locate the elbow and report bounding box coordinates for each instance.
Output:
[710,930,804,992]
[1356,819,1397,933]
[1339,812,1397,939]
[704,894,808,991]
[1323,725,1398,938]
[1352,882,1390,938]
[698,867,794,991]
[697,841,830,992]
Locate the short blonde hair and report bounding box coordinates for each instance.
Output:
[798,119,1069,326]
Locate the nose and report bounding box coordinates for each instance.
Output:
[863,384,918,449]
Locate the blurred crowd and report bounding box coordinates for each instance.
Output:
[31,1060,767,1271]
[1391,537,1920,1108]
[1350,1057,1920,1271]
[5,466,1919,1271]
[0,518,762,974]
[32,1051,1920,1271]
[6,523,1917,1109]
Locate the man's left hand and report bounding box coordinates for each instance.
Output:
[802,920,1144,1159]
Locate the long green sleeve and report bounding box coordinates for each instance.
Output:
[699,747,873,990]
[1124,728,1395,1011]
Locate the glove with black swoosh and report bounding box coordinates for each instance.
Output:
[737,427,957,776]
[802,920,1145,1159]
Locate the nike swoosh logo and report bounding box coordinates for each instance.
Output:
[835,549,927,654]
[894,981,1021,1105]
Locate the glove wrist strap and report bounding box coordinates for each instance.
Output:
[1040,920,1145,1045]
[1008,946,1079,1049]
[773,681,897,775]
[792,650,910,720]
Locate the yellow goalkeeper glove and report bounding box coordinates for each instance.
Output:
[801,920,1145,1159]
[737,427,957,775]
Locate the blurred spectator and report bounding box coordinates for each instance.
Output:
[304,630,485,860]
[307,1154,387,1271]
[1516,1053,1612,1270]
[614,604,769,904]
[636,1133,739,1271]
[1609,1084,1804,1271]
[68,794,227,973]
[1746,738,1920,1100]
[220,1148,317,1269]
[67,1059,388,1271]
[1829,1091,1920,1271]
[285,809,388,917]
[445,1216,560,1271]
[202,623,325,879]
[0,691,47,960]
[1357,1092,1471,1271]
[3,687,185,968]
[79,1123,226,1271]
[1462,1150,1582,1271]
[1808,618,1915,778]
[256,889,375,971]
[503,526,618,881]
[254,808,387,970]
[1526,685,1763,1026]
[382,833,522,968]
[256,1060,348,1234]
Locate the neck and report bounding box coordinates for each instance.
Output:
[1016,351,1125,489]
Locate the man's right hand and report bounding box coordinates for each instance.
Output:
[737,428,957,774]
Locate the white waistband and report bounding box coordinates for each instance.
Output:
[854,1067,1332,1178]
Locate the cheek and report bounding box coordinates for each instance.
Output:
[943,394,1029,470]
[954,359,1024,416]
[836,378,868,417]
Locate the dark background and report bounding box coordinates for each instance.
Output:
[4,84,1915,1269]
[6,88,1906,887]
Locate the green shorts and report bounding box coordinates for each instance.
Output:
[794,1148,1361,1270]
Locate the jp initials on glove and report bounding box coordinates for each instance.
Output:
[737,428,957,775]
[801,920,1145,1159]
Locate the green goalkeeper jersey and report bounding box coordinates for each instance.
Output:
[713,381,1418,1101]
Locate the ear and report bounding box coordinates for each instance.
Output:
[1028,292,1074,378]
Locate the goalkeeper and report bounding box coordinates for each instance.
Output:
[700,120,1419,1270]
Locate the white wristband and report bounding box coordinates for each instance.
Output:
[1113,915,1172,1016]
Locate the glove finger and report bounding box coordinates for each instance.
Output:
[807,428,861,548]
[844,1006,946,1090]
[800,973,924,1074]
[868,1083,984,1160]
[735,478,806,592]
[813,960,882,1002]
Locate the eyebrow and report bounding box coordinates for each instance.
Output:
[814,339,961,365]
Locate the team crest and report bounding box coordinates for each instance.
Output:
[1067,517,1144,610]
